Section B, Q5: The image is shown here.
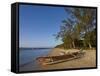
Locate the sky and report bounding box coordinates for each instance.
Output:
[19,4,68,48]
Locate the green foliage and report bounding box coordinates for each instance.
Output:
[84,28,96,48]
[55,8,96,49]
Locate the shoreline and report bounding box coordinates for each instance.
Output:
[19,48,96,71]
[40,48,96,70]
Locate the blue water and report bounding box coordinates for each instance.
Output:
[19,48,52,67]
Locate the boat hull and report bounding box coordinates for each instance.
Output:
[36,51,85,65]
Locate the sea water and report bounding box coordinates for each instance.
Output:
[19,48,52,71]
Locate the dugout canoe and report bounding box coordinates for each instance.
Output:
[36,51,85,65]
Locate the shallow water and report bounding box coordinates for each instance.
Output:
[19,48,52,71]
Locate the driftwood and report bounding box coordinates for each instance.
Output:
[36,51,85,65]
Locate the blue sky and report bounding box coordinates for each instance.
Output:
[19,4,68,48]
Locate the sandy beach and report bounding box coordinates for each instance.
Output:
[20,48,96,71]
[40,48,96,70]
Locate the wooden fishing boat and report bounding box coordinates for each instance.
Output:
[36,51,85,65]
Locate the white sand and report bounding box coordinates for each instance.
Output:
[40,48,96,70]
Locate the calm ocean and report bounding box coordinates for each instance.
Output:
[19,48,52,67]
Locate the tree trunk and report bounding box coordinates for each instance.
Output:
[72,41,75,48]
[70,44,72,48]
[64,44,66,49]
[83,41,86,47]
[88,42,92,49]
